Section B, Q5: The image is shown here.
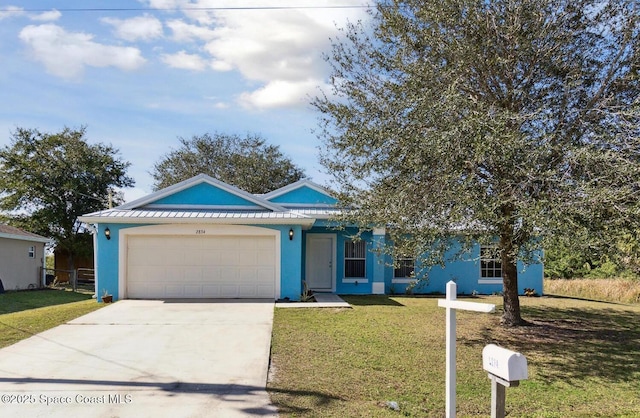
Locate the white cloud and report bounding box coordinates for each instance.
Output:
[238,79,325,109]
[29,9,61,22]
[166,19,216,42]
[0,5,25,20]
[161,50,206,70]
[145,0,368,109]
[143,0,189,9]
[19,24,147,79]
[200,5,363,109]
[101,14,163,42]
[0,6,61,21]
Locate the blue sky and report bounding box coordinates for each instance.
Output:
[0,0,368,202]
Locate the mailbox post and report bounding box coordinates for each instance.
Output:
[438,281,495,418]
[482,344,528,418]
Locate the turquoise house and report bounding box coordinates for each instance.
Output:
[79,174,543,301]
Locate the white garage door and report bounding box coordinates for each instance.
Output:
[126,235,276,299]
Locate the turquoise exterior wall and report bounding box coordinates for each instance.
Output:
[264,225,303,300]
[96,221,543,302]
[88,177,543,302]
[95,222,305,302]
[303,228,543,298]
[95,223,146,302]
[385,241,544,296]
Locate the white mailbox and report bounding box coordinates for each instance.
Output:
[482,344,528,383]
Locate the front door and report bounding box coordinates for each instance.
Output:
[306,234,335,291]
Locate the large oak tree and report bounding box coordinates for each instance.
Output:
[313,0,640,325]
[0,127,134,270]
[151,132,305,193]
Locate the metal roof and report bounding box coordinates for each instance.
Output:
[78,208,317,225]
[289,208,343,218]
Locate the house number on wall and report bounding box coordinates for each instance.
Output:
[195,229,206,235]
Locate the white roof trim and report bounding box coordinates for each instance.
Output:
[118,174,287,212]
[262,178,335,201]
[78,209,316,226]
[278,203,338,209]
[142,204,266,211]
[0,232,51,244]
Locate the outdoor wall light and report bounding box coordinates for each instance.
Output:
[289,228,294,241]
[104,227,111,240]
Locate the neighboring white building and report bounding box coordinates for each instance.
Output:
[0,224,50,291]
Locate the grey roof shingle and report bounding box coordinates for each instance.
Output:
[0,224,50,243]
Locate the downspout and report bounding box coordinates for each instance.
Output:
[40,244,46,288]
[85,224,98,299]
[41,239,53,288]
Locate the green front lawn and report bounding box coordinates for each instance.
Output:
[268,295,640,417]
[0,289,104,348]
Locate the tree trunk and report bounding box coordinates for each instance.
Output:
[501,250,525,326]
[499,214,526,326]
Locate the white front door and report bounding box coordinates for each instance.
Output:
[306,234,336,291]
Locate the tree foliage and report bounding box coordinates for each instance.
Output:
[0,127,134,266]
[151,132,306,193]
[313,0,640,325]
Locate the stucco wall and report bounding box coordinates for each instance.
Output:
[0,238,44,290]
[94,223,301,302]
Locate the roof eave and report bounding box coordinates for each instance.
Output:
[0,232,52,244]
[77,215,316,227]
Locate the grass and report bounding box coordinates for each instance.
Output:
[268,295,640,417]
[544,278,640,304]
[0,288,104,348]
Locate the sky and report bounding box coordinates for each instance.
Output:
[0,0,369,203]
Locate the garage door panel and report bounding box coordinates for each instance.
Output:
[183,266,202,281]
[184,285,203,297]
[202,284,221,297]
[203,269,221,281]
[238,285,257,297]
[165,285,186,298]
[195,249,219,265]
[256,251,275,264]
[238,267,258,281]
[257,268,275,280]
[127,234,276,299]
[163,251,187,266]
[257,285,275,298]
[129,282,164,299]
[164,266,184,279]
[220,285,239,298]
[219,250,240,264]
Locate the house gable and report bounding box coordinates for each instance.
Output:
[150,182,263,208]
[264,180,338,207]
[119,174,284,211]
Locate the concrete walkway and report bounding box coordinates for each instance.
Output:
[275,293,351,309]
[0,300,278,418]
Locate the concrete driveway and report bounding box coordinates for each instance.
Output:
[0,299,278,417]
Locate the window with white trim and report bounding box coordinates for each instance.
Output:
[480,246,502,278]
[394,258,415,278]
[28,246,35,258]
[344,240,366,278]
